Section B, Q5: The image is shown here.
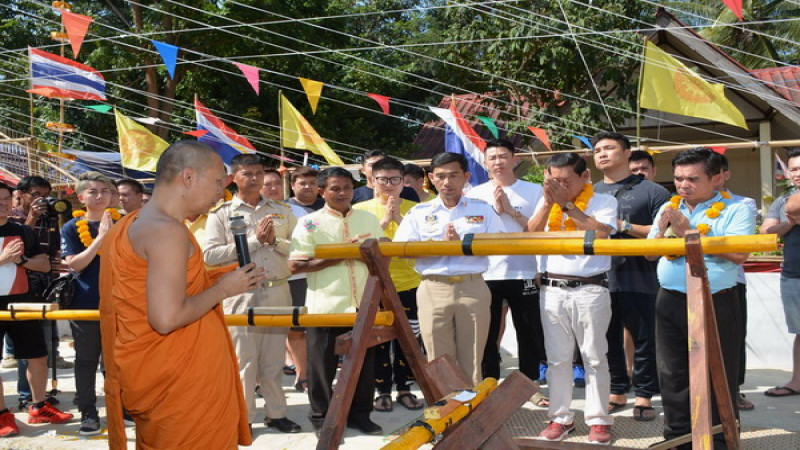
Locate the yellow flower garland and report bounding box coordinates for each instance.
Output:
[664,193,727,260]
[546,184,593,231]
[72,209,122,248]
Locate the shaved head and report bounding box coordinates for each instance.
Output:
[155,140,221,185]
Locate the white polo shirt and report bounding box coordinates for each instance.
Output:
[394,196,504,276]
[536,192,617,278]
[466,179,543,280]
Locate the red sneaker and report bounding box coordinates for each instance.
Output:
[538,421,574,441]
[28,403,73,424]
[588,424,612,445]
[0,410,19,437]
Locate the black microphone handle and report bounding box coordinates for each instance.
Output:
[233,233,251,267]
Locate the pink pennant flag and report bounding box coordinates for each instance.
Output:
[527,126,552,151]
[721,0,743,20]
[184,129,209,137]
[367,93,391,115]
[709,146,727,154]
[234,62,260,95]
[60,10,93,58]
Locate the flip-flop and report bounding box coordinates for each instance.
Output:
[633,405,657,422]
[396,393,424,410]
[764,386,800,397]
[374,394,393,412]
[608,401,627,414]
[737,393,755,411]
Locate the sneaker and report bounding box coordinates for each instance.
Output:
[346,417,383,435]
[28,402,73,424]
[573,365,586,388]
[0,357,17,369]
[79,412,102,436]
[538,363,548,385]
[539,421,574,441]
[265,417,301,433]
[588,425,612,445]
[0,410,19,437]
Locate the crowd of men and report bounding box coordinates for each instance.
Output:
[0,133,794,448]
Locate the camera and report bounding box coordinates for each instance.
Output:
[42,197,72,217]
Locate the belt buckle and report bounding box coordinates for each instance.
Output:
[556,279,570,289]
[449,276,463,283]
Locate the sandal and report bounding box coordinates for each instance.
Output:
[529,392,549,407]
[608,401,627,414]
[295,379,308,393]
[283,365,296,376]
[633,405,657,422]
[737,393,755,411]
[374,394,393,412]
[396,393,424,410]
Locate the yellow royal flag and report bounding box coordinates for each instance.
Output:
[640,41,748,129]
[280,93,344,166]
[114,109,169,172]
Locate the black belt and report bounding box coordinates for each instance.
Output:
[541,275,607,289]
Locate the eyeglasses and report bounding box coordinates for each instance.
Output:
[375,176,403,186]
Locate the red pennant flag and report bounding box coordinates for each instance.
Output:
[709,146,727,154]
[527,126,552,151]
[721,0,743,20]
[184,129,209,137]
[367,93,391,115]
[60,10,93,58]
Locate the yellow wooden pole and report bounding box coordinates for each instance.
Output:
[314,234,777,259]
[382,378,498,450]
[0,311,394,327]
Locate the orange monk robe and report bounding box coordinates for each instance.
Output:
[99,212,251,449]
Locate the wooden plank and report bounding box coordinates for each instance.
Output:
[420,354,472,401]
[684,231,714,450]
[515,438,639,450]
[334,327,396,355]
[647,425,725,450]
[480,428,518,450]
[435,371,537,450]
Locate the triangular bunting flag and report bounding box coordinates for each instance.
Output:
[299,78,323,114]
[280,93,344,165]
[709,146,727,154]
[151,40,178,79]
[60,10,93,58]
[367,93,391,115]
[184,129,209,137]
[233,62,260,95]
[86,104,112,113]
[114,109,169,172]
[477,116,499,139]
[721,0,743,20]
[527,126,552,151]
[572,135,593,149]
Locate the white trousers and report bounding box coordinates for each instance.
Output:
[540,284,613,426]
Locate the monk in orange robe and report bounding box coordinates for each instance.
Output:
[99,141,265,449]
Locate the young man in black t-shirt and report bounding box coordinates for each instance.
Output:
[0,182,73,437]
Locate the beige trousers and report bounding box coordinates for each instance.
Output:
[226,283,291,422]
[417,275,491,385]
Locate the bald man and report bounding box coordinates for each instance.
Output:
[99,141,265,449]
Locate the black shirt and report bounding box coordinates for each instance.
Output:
[352,185,420,204]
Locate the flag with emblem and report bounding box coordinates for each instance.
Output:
[114,109,169,172]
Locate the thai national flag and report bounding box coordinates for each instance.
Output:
[194,97,256,164]
[428,104,488,186]
[27,47,106,100]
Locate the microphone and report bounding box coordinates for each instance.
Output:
[229,215,251,267]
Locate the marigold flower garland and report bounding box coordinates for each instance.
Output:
[546,184,593,231]
[72,209,122,248]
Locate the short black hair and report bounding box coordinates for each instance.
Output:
[788,148,800,160]
[671,147,722,177]
[117,178,144,194]
[16,176,51,193]
[403,163,426,180]
[291,166,318,183]
[362,149,385,163]
[708,151,729,171]
[372,156,405,175]
[264,167,281,179]
[430,152,467,172]
[546,152,587,175]
[629,150,654,165]
[0,182,12,196]
[592,132,631,150]
[317,167,354,189]
[485,138,515,154]
[230,154,264,173]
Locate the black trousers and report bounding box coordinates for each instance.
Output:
[69,320,103,414]
[481,279,545,381]
[307,327,375,425]
[375,288,418,394]
[736,282,747,386]
[606,291,659,398]
[656,288,741,449]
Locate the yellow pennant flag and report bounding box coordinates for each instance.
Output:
[299,78,323,114]
[640,41,747,129]
[280,93,344,166]
[114,109,169,172]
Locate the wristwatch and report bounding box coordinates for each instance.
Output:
[621,220,633,234]
[15,255,28,266]
[562,201,575,212]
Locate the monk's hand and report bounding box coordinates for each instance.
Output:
[219,262,267,297]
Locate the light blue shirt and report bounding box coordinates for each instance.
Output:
[394,196,504,276]
[648,191,755,293]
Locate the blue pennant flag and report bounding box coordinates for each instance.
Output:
[151,40,178,79]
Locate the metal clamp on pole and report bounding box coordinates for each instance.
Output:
[583,229,596,255]
[461,233,475,256]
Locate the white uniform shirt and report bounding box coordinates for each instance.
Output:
[536,192,618,278]
[466,179,543,280]
[394,196,504,276]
